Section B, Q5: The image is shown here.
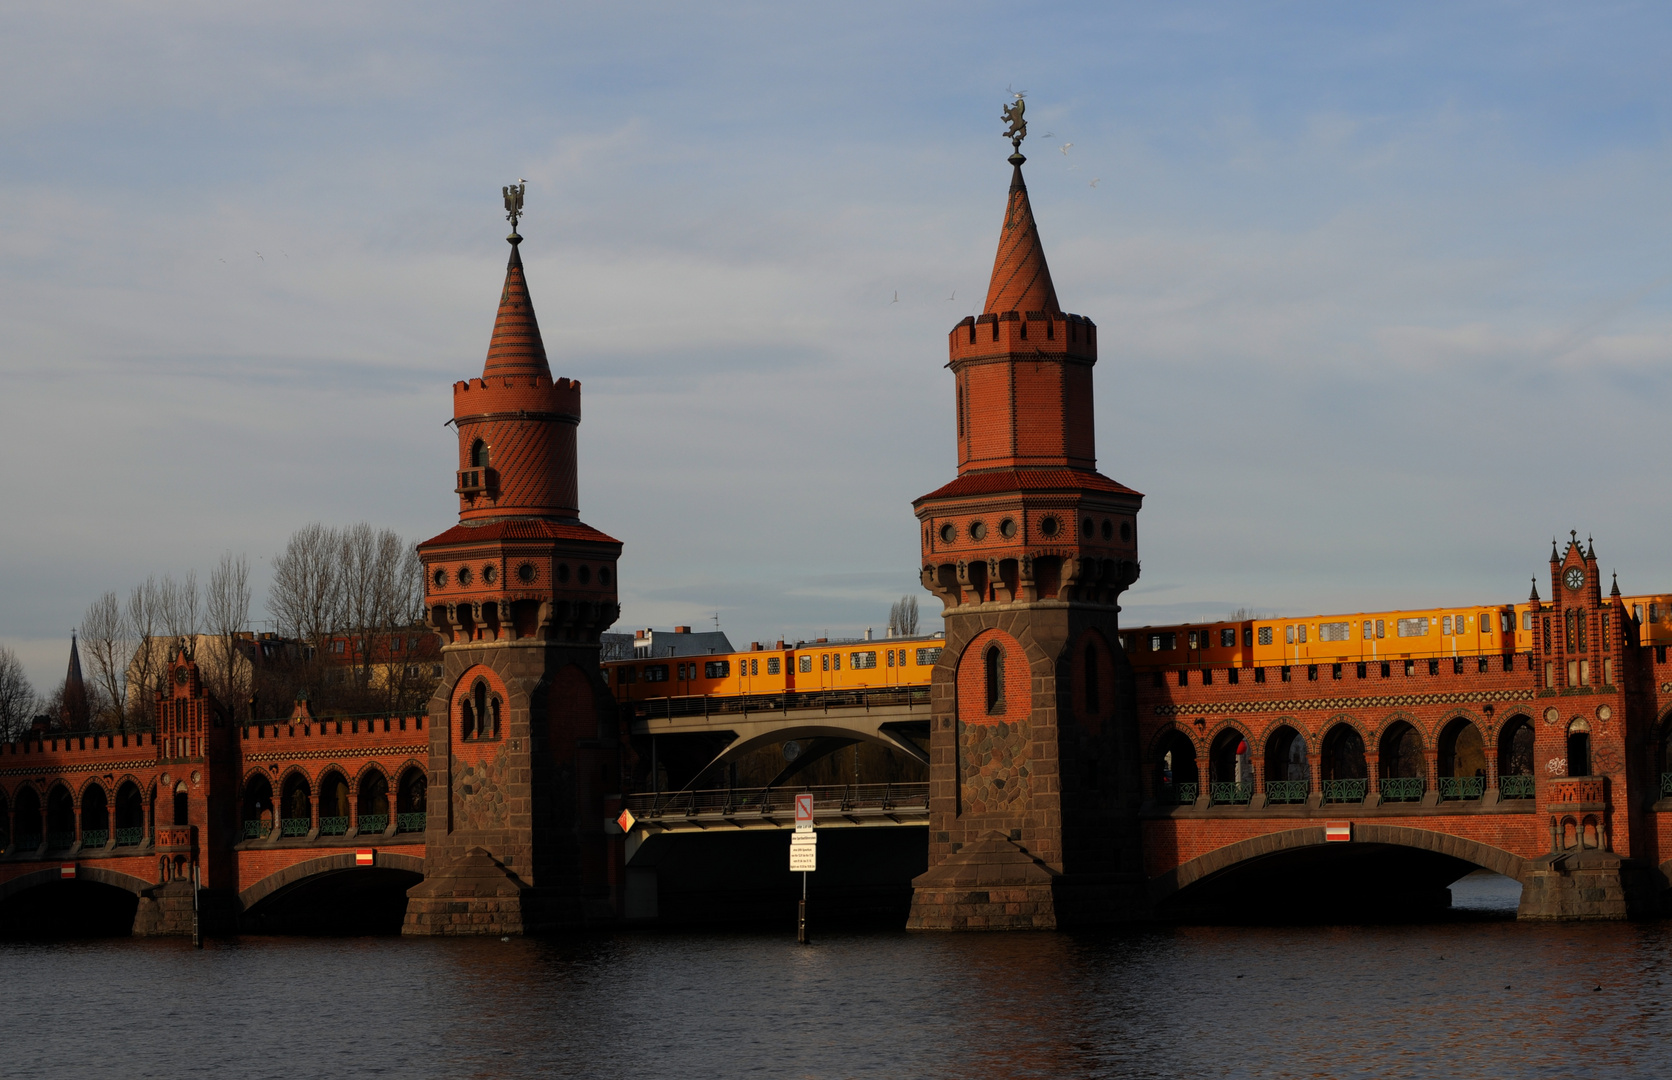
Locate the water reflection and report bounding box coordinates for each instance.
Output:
[2,915,1669,1079]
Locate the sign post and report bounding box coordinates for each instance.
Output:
[792,793,816,944]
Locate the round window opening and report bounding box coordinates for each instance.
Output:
[578,565,592,584]
[599,567,612,585]
[970,521,987,541]
[939,523,956,544]
[1082,517,1095,536]
[1040,516,1060,538]
[999,518,1017,539]
[556,564,570,583]
[1101,519,1113,541]
[432,568,447,589]
[482,564,496,584]
[456,566,473,587]
[1120,521,1132,542]
[516,562,536,583]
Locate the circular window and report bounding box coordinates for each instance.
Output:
[1101,519,1113,541]
[556,563,570,583]
[970,521,987,541]
[1120,521,1132,542]
[516,562,536,583]
[456,566,473,587]
[482,564,496,584]
[432,568,447,589]
[939,523,956,544]
[599,566,612,585]
[1039,515,1060,538]
[578,565,592,584]
[1082,517,1095,536]
[999,518,1016,539]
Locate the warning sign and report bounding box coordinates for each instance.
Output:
[617,807,637,834]
[794,793,814,831]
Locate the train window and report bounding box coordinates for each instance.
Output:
[1151,633,1176,651]
[1220,628,1236,647]
[619,667,637,684]
[822,654,830,672]
[800,656,813,673]
[886,650,894,667]
[705,661,730,679]
[1362,620,1374,640]
[1242,628,1253,647]
[1258,627,1273,646]
[750,659,759,676]
[1522,611,1533,631]
[1442,616,1453,635]
[1187,631,1200,650]
[851,652,877,669]
[676,663,687,679]
[1320,622,1349,642]
[644,665,668,682]
[833,654,841,671]
[1396,617,1429,638]
[768,657,781,675]
[915,647,942,665]
[1502,611,1514,633]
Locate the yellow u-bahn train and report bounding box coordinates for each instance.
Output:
[603,594,1672,709]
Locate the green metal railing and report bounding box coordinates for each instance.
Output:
[15,835,41,851]
[1265,780,1309,804]
[1499,774,1535,799]
[1379,776,1425,802]
[318,816,349,836]
[80,829,108,848]
[242,820,270,839]
[281,817,310,837]
[1209,782,1253,805]
[1439,776,1485,800]
[357,814,388,834]
[396,812,426,833]
[46,831,76,850]
[1321,779,1367,804]
[114,827,144,847]
[1663,772,1672,798]
[1160,782,1198,805]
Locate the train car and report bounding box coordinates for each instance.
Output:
[1622,595,1672,649]
[602,633,944,711]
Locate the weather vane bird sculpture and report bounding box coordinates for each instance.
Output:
[1002,93,1027,156]
[503,179,526,236]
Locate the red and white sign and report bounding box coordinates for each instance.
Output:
[1324,822,1352,843]
[794,793,815,831]
[616,808,636,834]
[60,863,75,879]
[356,849,375,866]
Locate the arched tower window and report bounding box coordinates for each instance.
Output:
[470,439,489,468]
[984,645,1004,714]
[461,679,500,741]
[1084,642,1100,715]
[1568,719,1592,777]
[172,782,189,827]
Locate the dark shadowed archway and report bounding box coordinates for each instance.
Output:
[239,853,425,935]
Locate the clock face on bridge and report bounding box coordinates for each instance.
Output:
[1564,567,1584,592]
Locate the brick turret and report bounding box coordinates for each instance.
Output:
[407,202,623,935]
[908,147,1148,931]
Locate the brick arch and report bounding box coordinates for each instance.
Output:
[0,866,154,905]
[1203,718,1252,749]
[451,664,509,763]
[1371,710,1427,747]
[1146,721,1205,760]
[75,776,109,804]
[1066,627,1116,736]
[238,851,426,912]
[352,761,389,792]
[1149,823,1528,905]
[240,766,277,796]
[1252,716,1314,753]
[957,628,1033,724]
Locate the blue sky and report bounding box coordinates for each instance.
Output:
[2,2,1670,692]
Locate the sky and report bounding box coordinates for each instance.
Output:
[2,2,1670,694]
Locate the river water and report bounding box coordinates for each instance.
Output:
[5,873,1671,1079]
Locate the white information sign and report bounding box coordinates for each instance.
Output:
[794,792,815,831]
[790,831,817,872]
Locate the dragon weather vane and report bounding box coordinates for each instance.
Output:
[503,179,526,236]
[1002,92,1027,154]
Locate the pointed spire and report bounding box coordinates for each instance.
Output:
[1611,571,1621,597]
[981,155,1061,316]
[1551,537,1559,563]
[1587,535,1596,559]
[1530,577,1541,603]
[482,236,552,380]
[62,632,89,731]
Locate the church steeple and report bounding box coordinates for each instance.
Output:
[61,632,89,731]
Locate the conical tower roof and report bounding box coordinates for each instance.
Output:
[62,632,89,730]
[982,156,1061,316]
[482,237,551,379]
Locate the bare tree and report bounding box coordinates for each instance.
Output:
[888,595,920,637]
[80,591,131,730]
[158,571,201,646]
[207,552,251,710]
[0,646,38,741]
[124,577,163,728]
[269,523,343,651]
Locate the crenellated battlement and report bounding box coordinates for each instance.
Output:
[452,374,581,420]
[949,310,1096,364]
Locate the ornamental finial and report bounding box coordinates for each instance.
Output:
[503,179,526,239]
[1002,92,1027,161]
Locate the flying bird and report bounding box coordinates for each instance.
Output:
[1089,178,1100,188]
[891,291,898,304]
[947,289,956,301]
[255,251,264,261]
[1060,142,1073,155]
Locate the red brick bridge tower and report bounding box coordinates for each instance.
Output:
[907,142,1147,929]
[405,189,623,934]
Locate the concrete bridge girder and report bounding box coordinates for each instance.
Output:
[632,703,932,781]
